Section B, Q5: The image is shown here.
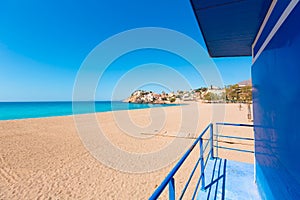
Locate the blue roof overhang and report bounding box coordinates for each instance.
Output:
[190,0,273,57]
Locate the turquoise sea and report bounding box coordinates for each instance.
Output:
[0,101,179,121]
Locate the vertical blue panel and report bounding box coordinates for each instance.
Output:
[252,2,300,199]
[253,0,291,56]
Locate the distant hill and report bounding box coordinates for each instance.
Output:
[238,79,252,86]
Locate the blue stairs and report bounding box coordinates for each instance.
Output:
[197,158,260,200]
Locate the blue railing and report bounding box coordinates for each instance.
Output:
[216,122,254,127]
[149,122,254,200]
[215,122,254,154]
[149,123,214,200]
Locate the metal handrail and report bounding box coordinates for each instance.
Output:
[216,122,254,127]
[216,134,254,141]
[215,145,254,154]
[215,122,254,156]
[149,122,255,200]
[149,123,213,200]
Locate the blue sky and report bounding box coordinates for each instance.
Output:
[0,0,252,101]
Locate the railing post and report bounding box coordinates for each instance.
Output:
[199,138,205,190]
[169,177,175,200]
[210,123,214,159]
[216,123,219,158]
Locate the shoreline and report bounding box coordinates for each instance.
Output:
[0,102,184,121]
[0,101,251,121]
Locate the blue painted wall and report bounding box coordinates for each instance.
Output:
[252,2,300,199]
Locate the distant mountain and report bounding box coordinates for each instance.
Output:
[238,79,252,86]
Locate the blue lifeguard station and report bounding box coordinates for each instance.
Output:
[150,0,300,199]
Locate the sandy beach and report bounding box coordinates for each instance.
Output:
[0,102,253,199]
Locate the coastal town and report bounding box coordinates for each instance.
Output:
[124,80,252,104]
